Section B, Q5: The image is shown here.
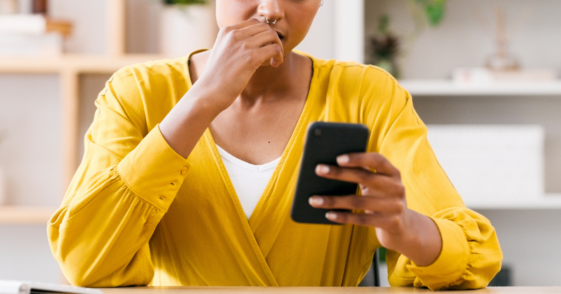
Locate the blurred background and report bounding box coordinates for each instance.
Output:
[1,0,561,287]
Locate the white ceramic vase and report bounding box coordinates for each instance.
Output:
[159,4,219,58]
[0,166,6,205]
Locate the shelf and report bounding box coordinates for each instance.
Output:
[0,54,167,74]
[468,194,561,210]
[0,206,57,225]
[399,80,561,96]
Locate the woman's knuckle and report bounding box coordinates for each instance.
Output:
[329,167,340,176]
[246,51,258,63]
[359,171,372,183]
[357,214,370,226]
[220,26,230,34]
[337,213,348,222]
[372,154,383,165]
[390,216,401,228]
[225,34,237,46]
[232,30,243,39]
[395,184,405,196]
[394,201,404,213]
[387,217,397,228]
[350,197,362,209]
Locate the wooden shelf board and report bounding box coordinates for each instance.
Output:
[399,79,561,96]
[0,54,167,74]
[0,206,57,225]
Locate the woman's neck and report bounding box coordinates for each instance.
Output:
[190,50,310,106]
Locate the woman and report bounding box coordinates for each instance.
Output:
[48,0,502,290]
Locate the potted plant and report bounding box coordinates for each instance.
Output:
[368,14,401,78]
[159,0,219,58]
[367,0,449,78]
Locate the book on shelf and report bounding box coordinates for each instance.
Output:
[0,14,72,36]
[0,14,72,56]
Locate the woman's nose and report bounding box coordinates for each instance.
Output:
[258,0,284,23]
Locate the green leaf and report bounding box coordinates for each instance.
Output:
[378,14,390,35]
[414,0,448,26]
[425,2,445,26]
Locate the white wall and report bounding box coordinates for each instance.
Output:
[297,0,365,63]
[365,0,561,79]
[295,0,335,60]
[0,75,63,282]
[0,226,61,283]
[0,75,62,206]
[0,73,107,282]
[479,209,561,286]
[49,0,107,55]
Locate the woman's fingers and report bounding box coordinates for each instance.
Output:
[247,29,284,51]
[248,30,284,66]
[309,195,405,213]
[316,164,371,183]
[227,18,261,30]
[259,43,284,67]
[226,21,283,67]
[238,22,276,37]
[315,164,403,195]
[337,152,400,178]
[325,211,402,228]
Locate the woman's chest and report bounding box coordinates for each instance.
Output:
[209,97,306,165]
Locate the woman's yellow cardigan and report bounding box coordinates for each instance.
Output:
[47,51,502,290]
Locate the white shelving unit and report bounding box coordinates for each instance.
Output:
[399,80,561,96]
[469,194,561,210]
[398,80,561,210]
[0,0,165,224]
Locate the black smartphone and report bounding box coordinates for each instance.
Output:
[291,122,370,225]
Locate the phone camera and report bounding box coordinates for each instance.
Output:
[314,129,322,136]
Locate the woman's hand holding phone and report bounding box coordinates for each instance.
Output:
[309,153,444,267]
[195,18,284,111]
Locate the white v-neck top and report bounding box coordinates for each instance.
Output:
[216,145,281,219]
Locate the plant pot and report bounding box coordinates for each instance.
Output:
[159,4,219,58]
[375,58,400,79]
[0,166,6,205]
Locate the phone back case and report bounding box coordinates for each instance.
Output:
[291,122,369,225]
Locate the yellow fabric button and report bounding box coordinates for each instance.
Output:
[181,167,189,175]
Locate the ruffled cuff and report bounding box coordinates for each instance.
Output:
[117,124,191,211]
[406,217,471,290]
